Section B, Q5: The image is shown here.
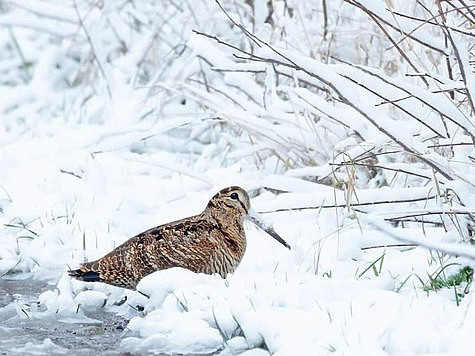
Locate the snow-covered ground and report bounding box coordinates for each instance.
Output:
[1,0,474,355]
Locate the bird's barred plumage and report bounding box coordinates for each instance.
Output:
[69,186,251,289]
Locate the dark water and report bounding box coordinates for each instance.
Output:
[0,278,131,355]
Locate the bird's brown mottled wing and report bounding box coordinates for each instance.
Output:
[78,214,221,289]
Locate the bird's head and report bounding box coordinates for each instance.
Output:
[207,186,251,220]
[206,186,291,250]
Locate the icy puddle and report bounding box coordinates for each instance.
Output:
[0,278,133,355]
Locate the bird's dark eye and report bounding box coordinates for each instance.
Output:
[230,192,239,200]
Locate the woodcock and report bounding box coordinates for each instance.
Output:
[68,186,290,289]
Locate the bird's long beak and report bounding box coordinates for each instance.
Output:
[247,209,291,250]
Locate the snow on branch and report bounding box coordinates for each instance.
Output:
[366,214,475,260]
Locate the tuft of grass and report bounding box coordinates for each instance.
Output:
[395,273,413,293]
[423,266,473,305]
[8,27,32,82]
[212,307,230,344]
[425,266,473,291]
[172,292,189,312]
[357,251,385,278]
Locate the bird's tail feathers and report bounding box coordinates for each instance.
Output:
[68,265,102,283]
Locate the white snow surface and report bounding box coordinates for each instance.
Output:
[0,0,474,355]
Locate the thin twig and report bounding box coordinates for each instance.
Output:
[329,162,432,180]
[427,142,474,148]
[322,0,328,40]
[344,0,446,54]
[259,195,437,214]
[361,244,416,251]
[383,210,475,221]
[339,74,445,138]
[364,10,429,87]
[72,0,112,99]
[60,169,83,179]
[331,56,475,142]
